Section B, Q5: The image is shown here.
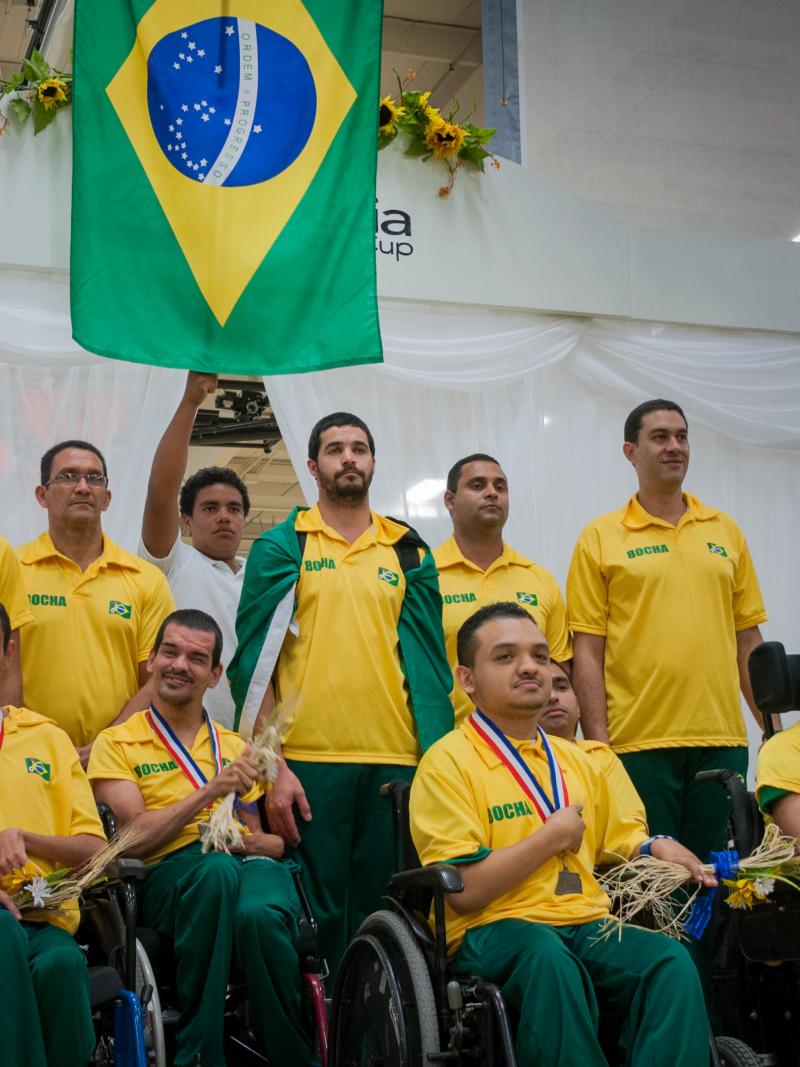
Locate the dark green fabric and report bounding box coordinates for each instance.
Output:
[141,843,314,1067]
[454,918,710,1067]
[757,785,789,814]
[443,846,493,865]
[229,507,453,746]
[0,914,94,1067]
[285,760,415,979]
[619,746,748,861]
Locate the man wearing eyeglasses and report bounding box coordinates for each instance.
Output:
[16,440,175,762]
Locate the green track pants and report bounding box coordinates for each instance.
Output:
[0,914,94,1067]
[454,918,710,1067]
[618,746,748,862]
[140,843,315,1067]
[285,760,415,978]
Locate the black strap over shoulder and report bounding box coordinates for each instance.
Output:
[295,519,423,574]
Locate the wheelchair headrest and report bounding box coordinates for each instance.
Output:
[749,641,800,717]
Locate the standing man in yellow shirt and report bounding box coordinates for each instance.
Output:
[17,440,175,761]
[567,400,768,862]
[435,453,571,724]
[410,602,712,1067]
[229,413,453,976]
[0,601,107,1067]
[0,536,33,706]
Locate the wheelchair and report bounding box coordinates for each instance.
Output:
[328,780,760,1067]
[99,804,330,1067]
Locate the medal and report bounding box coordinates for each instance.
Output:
[555,864,583,895]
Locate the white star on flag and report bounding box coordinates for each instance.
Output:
[173,62,180,69]
[201,114,209,122]
[194,103,201,110]
[176,118,183,125]
[200,158,207,166]
[199,173,205,180]
[181,152,187,159]
[214,65,223,74]
[224,118,232,125]
[179,53,185,59]
[225,25,234,36]
[181,104,188,112]
[169,124,174,132]
[198,50,206,57]
[167,145,173,152]
[181,31,188,39]
[189,41,196,50]
[186,56,193,63]
[209,107,216,114]
[253,125,262,134]
[176,132,182,140]
[201,100,207,106]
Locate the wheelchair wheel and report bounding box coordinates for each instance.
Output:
[330,910,440,1066]
[135,939,166,1067]
[714,1036,761,1067]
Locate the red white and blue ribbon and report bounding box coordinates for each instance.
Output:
[146,704,222,791]
[468,709,569,821]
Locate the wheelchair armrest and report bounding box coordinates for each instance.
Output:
[388,863,464,897]
[114,858,147,884]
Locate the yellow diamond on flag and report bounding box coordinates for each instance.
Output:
[107,0,356,325]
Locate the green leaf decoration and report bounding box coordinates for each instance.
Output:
[9,97,31,124]
[25,49,52,83]
[31,97,56,134]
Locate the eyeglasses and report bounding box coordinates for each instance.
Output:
[44,472,108,488]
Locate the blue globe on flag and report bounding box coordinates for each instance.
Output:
[147,17,317,187]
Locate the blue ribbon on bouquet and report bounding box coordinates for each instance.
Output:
[684,849,739,940]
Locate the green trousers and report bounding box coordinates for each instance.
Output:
[0,913,94,1067]
[140,843,315,1067]
[286,760,415,978]
[454,918,709,1067]
[619,746,748,861]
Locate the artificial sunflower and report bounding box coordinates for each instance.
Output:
[379,95,404,134]
[424,118,466,160]
[37,77,68,110]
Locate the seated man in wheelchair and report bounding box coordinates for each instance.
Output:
[0,601,107,1067]
[88,608,316,1067]
[410,601,715,1067]
[756,715,800,839]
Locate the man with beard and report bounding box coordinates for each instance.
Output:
[228,412,452,976]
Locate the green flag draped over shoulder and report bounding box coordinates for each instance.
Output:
[71,0,383,375]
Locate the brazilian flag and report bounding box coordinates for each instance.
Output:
[71,1,383,375]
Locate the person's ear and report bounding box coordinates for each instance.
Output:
[455,664,475,695]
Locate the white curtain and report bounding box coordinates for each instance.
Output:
[0,270,184,549]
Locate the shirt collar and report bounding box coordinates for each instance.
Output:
[435,535,532,572]
[620,491,720,531]
[461,713,543,769]
[296,503,409,547]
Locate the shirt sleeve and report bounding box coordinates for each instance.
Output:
[589,746,648,864]
[0,538,33,631]
[409,745,489,866]
[137,533,183,576]
[66,749,107,838]
[135,571,176,662]
[541,573,572,662]
[731,528,768,630]
[566,531,608,636]
[591,751,649,863]
[87,729,139,784]
[756,731,800,806]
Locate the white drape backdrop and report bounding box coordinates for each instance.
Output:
[2,269,799,767]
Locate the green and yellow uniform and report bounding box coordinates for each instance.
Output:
[410,720,710,1066]
[88,710,314,1067]
[567,493,765,858]
[435,536,572,725]
[229,504,453,977]
[576,738,648,864]
[755,722,800,817]
[0,537,33,632]
[0,707,106,1067]
[16,533,175,747]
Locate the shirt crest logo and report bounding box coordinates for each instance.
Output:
[707,542,728,557]
[377,567,399,587]
[108,600,132,618]
[516,592,538,606]
[25,758,51,782]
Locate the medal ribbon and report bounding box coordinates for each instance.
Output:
[146,704,222,791]
[468,709,569,821]
[0,712,5,753]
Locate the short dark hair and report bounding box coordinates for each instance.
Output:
[307,413,375,462]
[40,440,108,485]
[446,453,502,494]
[550,658,573,682]
[153,609,223,669]
[179,467,250,518]
[0,603,10,651]
[624,400,687,444]
[456,601,538,668]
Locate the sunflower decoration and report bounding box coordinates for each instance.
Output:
[377,71,498,196]
[0,49,72,134]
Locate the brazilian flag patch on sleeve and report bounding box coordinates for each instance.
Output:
[108,600,133,618]
[377,567,399,587]
[25,758,51,782]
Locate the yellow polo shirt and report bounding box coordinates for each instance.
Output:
[87,709,262,864]
[0,707,106,933]
[410,720,647,954]
[567,493,766,754]
[755,722,800,816]
[576,739,648,863]
[434,537,572,725]
[0,537,33,631]
[277,505,422,765]
[16,533,175,747]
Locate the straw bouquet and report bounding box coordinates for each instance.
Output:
[599,823,800,941]
[1,822,145,916]
[201,708,291,854]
